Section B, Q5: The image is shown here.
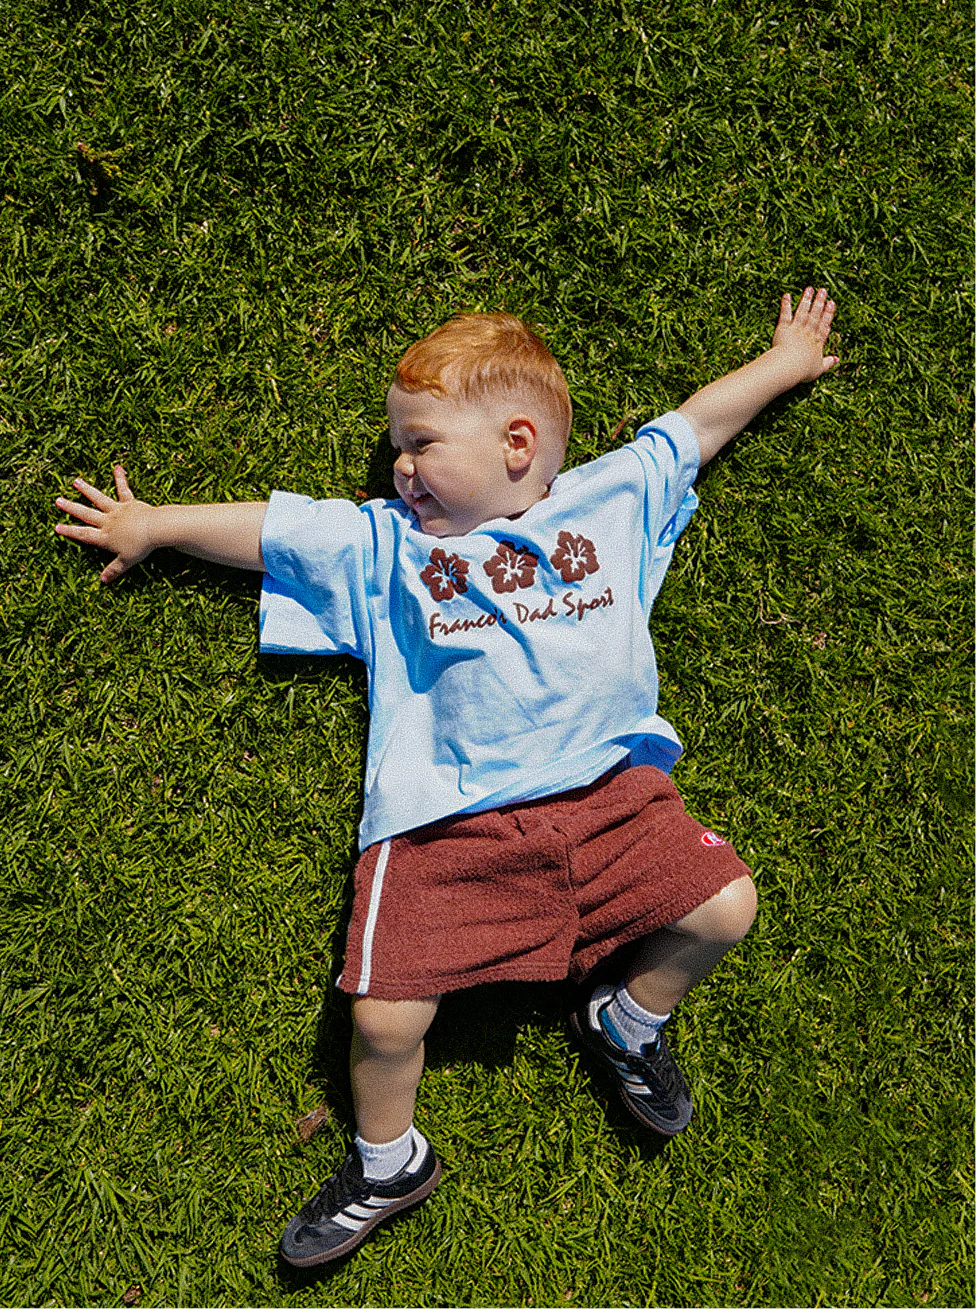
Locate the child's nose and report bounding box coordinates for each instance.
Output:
[394,451,414,477]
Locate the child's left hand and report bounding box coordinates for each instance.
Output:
[771,287,839,383]
[678,286,839,463]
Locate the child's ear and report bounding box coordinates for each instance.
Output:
[504,416,537,472]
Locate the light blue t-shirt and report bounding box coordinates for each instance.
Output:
[260,410,700,850]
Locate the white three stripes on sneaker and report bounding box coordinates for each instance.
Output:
[332,1196,396,1232]
[329,1140,430,1233]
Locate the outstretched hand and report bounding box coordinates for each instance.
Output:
[55,465,156,583]
[677,285,839,464]
[771,286,839,383]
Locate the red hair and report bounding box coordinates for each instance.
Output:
[393,312,572,441]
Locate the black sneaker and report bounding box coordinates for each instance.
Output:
[569,983,693,1136]
[280,1140,442,1267]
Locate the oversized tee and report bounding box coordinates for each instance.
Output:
[259,409,701,850]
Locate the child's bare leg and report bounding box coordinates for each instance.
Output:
[279,995,443,1268]
[625,875,757,1013]
[572,876,756,1136]
[350,996,440,1143]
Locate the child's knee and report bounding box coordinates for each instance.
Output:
[675,874,757,946]
[352,996,438,1058]
[732,874,757,936]
[708,874,756,943]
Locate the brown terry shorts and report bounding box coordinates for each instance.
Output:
[338,765,752,1001]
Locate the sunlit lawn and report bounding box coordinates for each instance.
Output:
[0,0,971,1304]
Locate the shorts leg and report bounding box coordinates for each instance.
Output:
[338,810,579,1000]
[560,766,753,982]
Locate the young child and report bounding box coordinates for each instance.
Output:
[56,287,837,1267]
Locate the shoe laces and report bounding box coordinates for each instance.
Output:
[624,1030,683,1097]
[301,1153,368,1226]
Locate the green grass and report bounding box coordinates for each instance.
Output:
[1,0,972,1304]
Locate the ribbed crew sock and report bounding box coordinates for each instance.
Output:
[600,983,671,1053]
[355,1124,428,1181]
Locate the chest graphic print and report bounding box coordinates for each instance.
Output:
[419,549,470,601]
[417,532,613,641]
[483,541,539,593]
[548,532,600,584]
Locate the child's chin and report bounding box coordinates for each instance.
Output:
[414,508,452,536]
[414,503,477,536]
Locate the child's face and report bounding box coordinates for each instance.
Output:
[387,386,540,537]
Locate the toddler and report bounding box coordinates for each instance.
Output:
[56,288,837,1267]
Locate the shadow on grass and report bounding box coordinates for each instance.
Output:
[300,965,672,1151]
[273,897,679,1292]
[426,972,678,1163]
[427,979,567,1069]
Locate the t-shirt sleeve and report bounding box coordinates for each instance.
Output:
[259,490,375,660]
[631,409,701,547]
[628,410,701,607]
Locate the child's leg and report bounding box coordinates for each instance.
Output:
[571,875,756,1137]
[280,994,442,1269]
[624,874,757,1014]
[350,995,440,1143]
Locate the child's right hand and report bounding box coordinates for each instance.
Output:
[55,464,157,583]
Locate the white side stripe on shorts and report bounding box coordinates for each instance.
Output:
[357,839,391,994]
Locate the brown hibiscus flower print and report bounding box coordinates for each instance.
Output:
[483,540,539,594]
[549,531,600,584]
[419,548,470,601]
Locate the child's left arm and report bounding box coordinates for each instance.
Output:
[678,287,838,465]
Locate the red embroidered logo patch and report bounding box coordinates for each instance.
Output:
[700,831,727,847]
[549,531,600,584]
[483,540,539,594]
[419,549,470,601]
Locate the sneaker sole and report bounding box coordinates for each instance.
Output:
[280,1158,442,1268]
[568,1011,692,1138]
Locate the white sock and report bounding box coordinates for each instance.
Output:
[355,1124,428,1181]
[599,983,670,1053]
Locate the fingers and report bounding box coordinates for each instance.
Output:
[99,556,130,584]
[808,288,835,336]
[777,292,793,326]
[54,522,104,544]
[54,519,130,583]
[69,476,117,511]
[56,466,135,515]
[817,297,837,339]
[113,464,135,502]
[792,287,836,332]
[54,496,103,526]
[791,287,817,323]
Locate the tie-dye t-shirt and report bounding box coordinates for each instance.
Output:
[259,410,700,850]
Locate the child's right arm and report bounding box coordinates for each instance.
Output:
[55,465,267,583]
